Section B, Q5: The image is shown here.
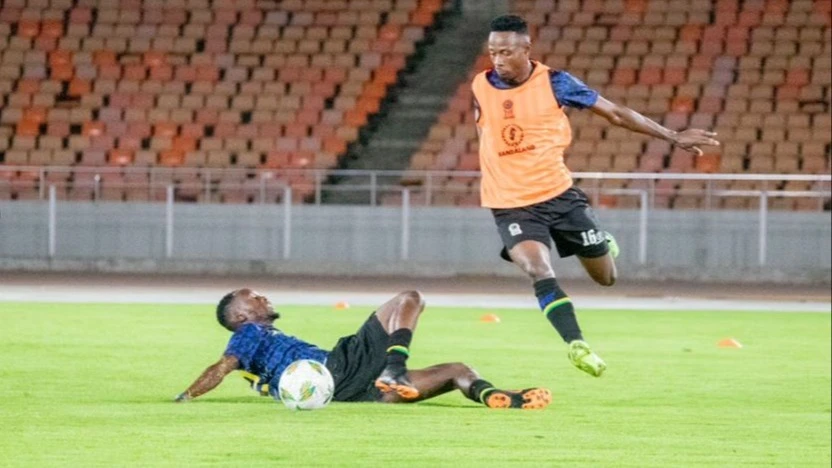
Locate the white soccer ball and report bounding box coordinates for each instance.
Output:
[277,359,335,410]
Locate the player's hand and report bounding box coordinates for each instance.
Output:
[672,129,720,156]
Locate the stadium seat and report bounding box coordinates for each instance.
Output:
[398,0,831,208]
[0,0,446,203]
[1,1,828,209]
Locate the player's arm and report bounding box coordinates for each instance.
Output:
[589,97,720,156]
[174,354,240,402]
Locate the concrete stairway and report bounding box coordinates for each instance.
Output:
[325,2,502,204]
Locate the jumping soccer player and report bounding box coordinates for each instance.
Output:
[473,15,720,377]
[174,289,551,409]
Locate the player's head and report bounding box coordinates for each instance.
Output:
[488,15,532,83]
[216,288,280,331]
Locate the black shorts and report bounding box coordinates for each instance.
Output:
[492,187,609,261]
[325,312,389,402]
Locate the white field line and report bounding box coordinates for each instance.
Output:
[0,284,829,313]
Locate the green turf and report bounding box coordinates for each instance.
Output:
[0,302,829,467]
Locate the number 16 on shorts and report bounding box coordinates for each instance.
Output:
[580,229,604,246]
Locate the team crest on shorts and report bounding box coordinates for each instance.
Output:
[508,223,523,236]
[502,99,515,119]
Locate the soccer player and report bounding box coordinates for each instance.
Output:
[473,15,720,377]
[174,289,551,409]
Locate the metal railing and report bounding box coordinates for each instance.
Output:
[1,166,830,208]
[4,167,830,267]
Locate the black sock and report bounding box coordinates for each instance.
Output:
[534,278,583,343]
[385,329,413,368]
[467,378,496,404]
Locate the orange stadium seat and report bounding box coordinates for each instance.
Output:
[0,0,442,185]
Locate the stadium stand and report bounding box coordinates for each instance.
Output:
[408,0,831,209]
[0,0,445,202]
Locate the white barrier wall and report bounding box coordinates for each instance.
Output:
[0,201,829,282]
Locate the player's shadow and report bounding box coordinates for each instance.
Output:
[129,398,480,408]
[125,397,270,404]
[413,401,482,410]
[188,397,272,404]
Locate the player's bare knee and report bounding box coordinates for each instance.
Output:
[453,362,479,380]
[517,260,553,281]
[595,270,616,287]
[398,290,425,313]
[603,264,617,286]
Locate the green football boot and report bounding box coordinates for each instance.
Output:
[605,232,620,259]
[568,340,607,377]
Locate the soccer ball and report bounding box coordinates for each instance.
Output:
[277,359,335,410]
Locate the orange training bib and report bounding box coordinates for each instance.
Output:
[472,62,574,208]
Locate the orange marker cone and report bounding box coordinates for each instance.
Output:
[334,301,350,310]
[717,338,743,348]
[480,313,501,323]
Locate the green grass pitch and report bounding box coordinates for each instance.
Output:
[1,302,829,467]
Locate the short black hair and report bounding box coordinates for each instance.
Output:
[216,291,237,331]
[490,15,529,35]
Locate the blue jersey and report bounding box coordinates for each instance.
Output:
[486,66,599,109]
[224,323,329,391]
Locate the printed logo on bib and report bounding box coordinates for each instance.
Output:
[501,124,524,147]
[499,124,536,157]
[502,99,515,119]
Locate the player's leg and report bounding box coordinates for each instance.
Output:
[371,291,425,398]
[569,190,619,287]
[568,251,617,376]
[547,190,613,376]
[493,206,605,376]
[373,290,425,333]
[506,239,556,281]
[578,251,617,287]
[493,206,556,282]
[493,209,578,347]
[378,362,551,410]
[507,238,600,369]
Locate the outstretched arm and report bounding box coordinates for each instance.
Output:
[589,96,720,156]
[174,355,240,402]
